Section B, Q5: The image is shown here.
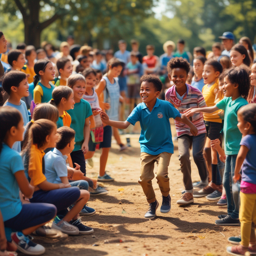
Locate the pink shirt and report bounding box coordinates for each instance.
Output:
[241,181,256,194]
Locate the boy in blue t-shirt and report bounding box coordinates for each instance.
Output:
[100,75,198,219]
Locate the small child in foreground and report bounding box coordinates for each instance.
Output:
[100,75,197,219]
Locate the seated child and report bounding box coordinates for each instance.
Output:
[100,75,197,219]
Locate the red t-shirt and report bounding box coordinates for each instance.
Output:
[143,55,158,68]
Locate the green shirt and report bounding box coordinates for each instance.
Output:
[67,99,92,151]
[56,117,64,128]
[216,97,248,155]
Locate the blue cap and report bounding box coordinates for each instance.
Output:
[219,32,235,40]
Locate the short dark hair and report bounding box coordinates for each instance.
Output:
[56,57,71,71]
[146,45,155,50]
[82,67,97,78]
[77,55,87,62]
[205,59,223,74]
[178,39,185,45]
[95,50,102,56]
[50,86,73,107]
[25,45,36,57]
[36,48,46,55]
[212,42,222,50]
[194,46,206,57]
[108,58,125,69]
[167,57,190,74]
[8,50,23,66]
[75,64,84,73]
[16,43,26,50]
[56,126,75,150]
[194,56,207,65]
[140,75,162,92]
[2,71,27,95]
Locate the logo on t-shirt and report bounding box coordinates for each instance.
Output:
[157,112,163,119]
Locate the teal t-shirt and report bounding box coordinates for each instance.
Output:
[56,116,64,128]
[38,81,55,103]
[67,99,92,151]
[216,96,248,155]
[0,143,23,221]
[127,99,181,155]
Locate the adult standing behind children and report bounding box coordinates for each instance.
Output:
[219,32,235,57]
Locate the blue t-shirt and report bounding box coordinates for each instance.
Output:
[127,99,181,155]
[240,134,256,184]
[114,50,130,66]
[5,100,29,152]
[191,78,204,92]
[45,148,67,184]
[0,143,23,221]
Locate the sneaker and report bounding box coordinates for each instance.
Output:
[119,144,128,151]
[70,218,94,235]
[89,185,108,195]
[193,181,208,189]
[32,225,59,237]
[87,158,94,168]
[52,217,79,235]
[126,138,131,147]
[177,192,194,205]
[206,190,222,201]
[228,236,241,245]
[227,245,248,255]
[218,214,228,219]
[11,232,45,255]
[98,173,114,182]
[217,196,227,206]
[248,245,256,253]
[144,200,159,219]
[80,205,96,216]
[193,185,215,198]
[215,215,240,226]
[160,195,171,213]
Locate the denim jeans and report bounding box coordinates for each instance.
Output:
[223,154,240,219]
[70,180,89,191]
[178,133,208,192]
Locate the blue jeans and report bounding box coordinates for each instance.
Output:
[223,155,240,219]
[70,180,89,191]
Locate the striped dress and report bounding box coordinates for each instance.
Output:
[165,84,206,137]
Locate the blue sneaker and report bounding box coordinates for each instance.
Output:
[89,185,108,195]
[98,173,114,182]
[160,195,171,213]
[144,200,159,219]
[69,218,94,235]
[228,236,241,245]
[80,205,96,216]
[217,197,227,206]
[206,190,222,201]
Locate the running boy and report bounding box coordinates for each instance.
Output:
[100,75,198,219]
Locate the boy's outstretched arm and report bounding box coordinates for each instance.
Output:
[175,115,198,136]
[100,111,130,129]
[184,106,219,118]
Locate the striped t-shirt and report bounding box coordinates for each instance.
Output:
[165,84,206,137]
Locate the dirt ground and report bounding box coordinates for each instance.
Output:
[35,127,240,256]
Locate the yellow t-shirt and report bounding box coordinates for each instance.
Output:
[202,81,223,123]
[33,85,44,104]
[28,144,46,190]
[22,65,36,84]
[1,54,8,64]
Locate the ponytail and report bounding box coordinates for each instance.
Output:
[33,59,50,88]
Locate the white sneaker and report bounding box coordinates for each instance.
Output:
[52,220,79,235]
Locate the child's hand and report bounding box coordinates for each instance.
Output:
[184,108,196,118]
[103,103,110,110]
[81,142,88,154]
[190,125,198,136]
[119,96,124,103]
[59,183,71,189]
[68,169,74,180]
[0,236,7,251]
[211,139,220,150]
[74,163,80,170]
[233,173,241,183]
[92,108,101,116]
[100,111,110,124]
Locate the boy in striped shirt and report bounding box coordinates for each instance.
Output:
[165,57,208,205]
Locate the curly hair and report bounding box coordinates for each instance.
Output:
[167,57,190,74]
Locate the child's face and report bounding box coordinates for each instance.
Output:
[37,51,47,60]
[85,73,96,88]
[230,50,245,67]
[0,35,7,53]
[131,55,138,64]
[193,59,204,76]
[87,56,93,64]
[40,62,55,81]
[237,112,249,136]
[96,73,102,85]
[46,126,59,148]
[67,137,75,153]
[169,68,187,90]
[12,118,25,142]
[13,78,29,98]
[140,81,160,104]
[65,92,75,110]
[219,79,225,93]
[60,61,73,78]
[202,64,219,84]
[110,65,123,78]
[81,58,90,69]
[95,54,102,62]
[250,64,256,86]
[73,80,86,101]
[146,48,154,56]
[28,50,36,61]
[14,53,26,70]
[62,46,70,56]
[212,47,221,57]
[223,76,236,97]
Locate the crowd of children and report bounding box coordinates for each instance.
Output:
[1,29,256,256]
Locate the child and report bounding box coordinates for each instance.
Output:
[3,71,29,152]
[227,104,256,255]
[165,57,208,205]
[230,44,251,67]
[143,45,159,75]
[55,57,73,86]
[195,60,224,201]
[91,51,106,72]
[185,67,250,225]
[44,126,96,220]
[23,118,93,235]
[56,42,72,62]
[220,56,232,71]
[248,63,256,103]
[193,47,206,58]
[33,59,55,104]
[191,56,206,92]
[7,50,26,71]
[100,75,198,219]
[36,49,47,60]
[126,51,142,113]
[96,58,127,166]
[77,55,90,70]
[23,46,36,84]
[0,106,56,255]
[95,70,103,85]
[212,43,222,59]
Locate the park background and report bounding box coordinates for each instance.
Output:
[0,0,255,55]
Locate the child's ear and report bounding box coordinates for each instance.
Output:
[10,86,18,93]
[61,97,66,105]
[12,60,17,67]
[155,90,161,97]
[168,74,172,81]
[215,71,220,78]
[39,70,44,76]
[45,134,50,143]
[59,69,63,74]
[10,126,17,136]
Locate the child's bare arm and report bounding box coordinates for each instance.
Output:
[82,117,90,154]
[89,115,95,130]
[0,212,7,251]
[100,111,130,129]
[211,139,226,162]
[184,106,219,118]
[15,171,34,199]
[38,180,70,191]
[233,145,249,182]
[60,177,71,186]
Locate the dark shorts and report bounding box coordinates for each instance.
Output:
[205,121,223,140]
[4,203,56,232]
[71,150,86,175]
[118,76,127,92]
[127,84,140,99]
[89,125,112,151]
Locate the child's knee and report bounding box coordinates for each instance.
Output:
[156,173,169,182]
[80,189,90,201]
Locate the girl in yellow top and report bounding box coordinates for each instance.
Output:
[198,60,224,200]
[33,60,55,104]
